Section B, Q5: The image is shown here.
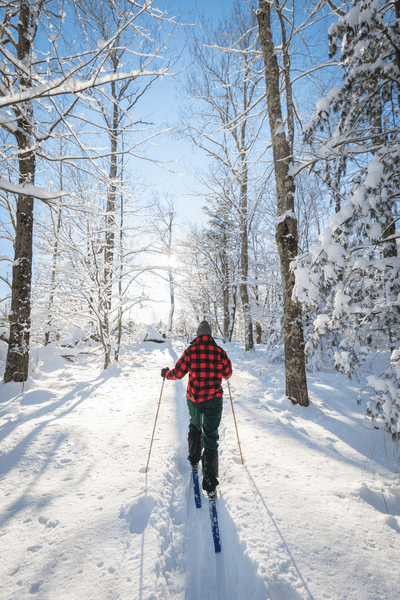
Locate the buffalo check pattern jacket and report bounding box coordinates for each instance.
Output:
[165,335,232,403]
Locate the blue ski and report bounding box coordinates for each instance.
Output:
[192,469,201,508]
[209,499,221,553]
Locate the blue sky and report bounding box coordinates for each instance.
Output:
[128,0,246,225]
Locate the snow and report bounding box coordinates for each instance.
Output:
[316,96,330,116]
[0,326,9,340]
[326,243,345,267]
[276,210,296,226]
[347,5,361,29]
[142,325,166,343]
[332,289,351,320]
[0,339,7,361]
[316,87,342,117]
[1,339,400,599]
[0,69,169,109]
[292,267,316,305]
[58,328,88,347]
[365,155,384,189]
[0,178,67,202]
[313,314,329,334]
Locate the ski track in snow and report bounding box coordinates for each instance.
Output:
[0,339,400,599]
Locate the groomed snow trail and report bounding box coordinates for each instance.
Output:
[1,339,400,599]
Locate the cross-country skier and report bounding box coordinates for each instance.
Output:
[161,320,232,499]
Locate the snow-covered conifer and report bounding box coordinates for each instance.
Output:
[297,0,400,434]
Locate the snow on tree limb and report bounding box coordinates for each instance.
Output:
[0,69,171,109]
[0,178,67,202]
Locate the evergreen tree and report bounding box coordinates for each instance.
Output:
[296,0,400,435]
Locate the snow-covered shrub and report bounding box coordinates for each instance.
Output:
[366,349,400,439]
[59,327,88,347]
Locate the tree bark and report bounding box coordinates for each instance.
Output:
[168,270,175,333]
[4,0,39,382]
[45,147,64,346]
[256,1,309,406]
[227,282,237,343]
[220,238,230,342]
[238,63,254,351]
[239,185,254,350]
[45,206,62,346]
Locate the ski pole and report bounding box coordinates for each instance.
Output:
[145,377,165,473]
[227,380,244,465]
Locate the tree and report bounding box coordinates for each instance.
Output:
[256,0,309,406]
[150,196,178,334]
[203,196,240,342]
[1,0,44,382]
[0,0,174,380]
[81,0,165,362]
[178,224,237,339]
[179,205,241,343]
[36,168,149,369]
[294,0,400,432]
[179,1,270,350]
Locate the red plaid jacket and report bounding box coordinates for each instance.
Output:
[166,335,232,403]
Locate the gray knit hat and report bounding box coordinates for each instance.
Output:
[196,320,212,337]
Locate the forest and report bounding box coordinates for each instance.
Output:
[1,0,400,435]
[2,2,400,599]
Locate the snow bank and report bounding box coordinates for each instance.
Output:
[59,327,88,347]
[1,341,399,600]
[0,339,7,362]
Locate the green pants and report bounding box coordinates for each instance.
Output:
[187,395,223,453]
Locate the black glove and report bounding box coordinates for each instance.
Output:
[161,368,169,379]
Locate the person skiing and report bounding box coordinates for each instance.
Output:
[161,320,232,499]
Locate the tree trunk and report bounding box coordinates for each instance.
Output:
[221,242,230,343]
[256,1,309,406]
[45,152,64,346]
[114,157,124,363]
[168,270,175,333]
[239,203,254,350]
[4,0,38,383]
[255,322,262,344]
[227,282,237,343]
[239,123,254,351]
[4,189,34,382]
[102,77,119,369]
[104,81,118,307]
[45,206,62,346]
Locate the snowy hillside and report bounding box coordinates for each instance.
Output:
[1,339,399,599]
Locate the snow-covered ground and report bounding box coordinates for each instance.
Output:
[1,338,399,600]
